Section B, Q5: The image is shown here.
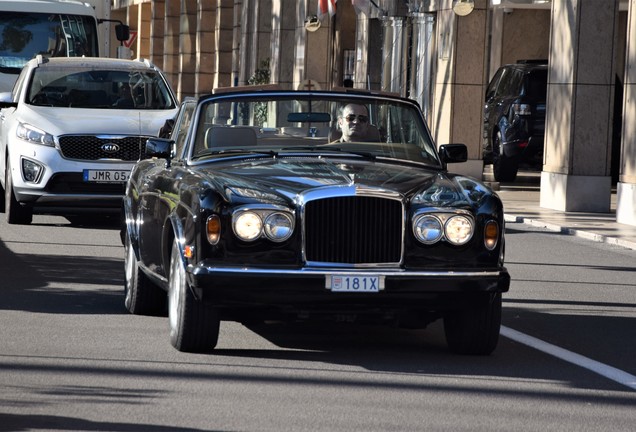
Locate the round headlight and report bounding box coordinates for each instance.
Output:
[264,212,294,242]
[233,211,262,241]
[445,215,473,245]
[413,215,443,244]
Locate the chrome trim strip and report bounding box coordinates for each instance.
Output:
[193,266,504,278]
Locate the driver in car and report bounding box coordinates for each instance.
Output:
[337,103,369,142]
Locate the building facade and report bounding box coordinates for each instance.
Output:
[109,0,636,227]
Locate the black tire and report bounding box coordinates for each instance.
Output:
[443,292,502,355]
[168,239,220,352]
[492,131,519,182]
[5,160,33,225]
[124,233,167,315]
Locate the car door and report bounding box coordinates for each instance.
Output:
[138,101,197,276]
[484,67,506,141]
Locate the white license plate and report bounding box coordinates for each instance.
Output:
[327,275,383,293]
[83,169,130,183]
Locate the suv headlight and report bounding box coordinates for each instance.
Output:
[17,123,55,147]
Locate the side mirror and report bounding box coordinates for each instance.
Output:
[438,144,468,165]
[115,24,130,42]
[0,91,17,109]
[145,137,173,160]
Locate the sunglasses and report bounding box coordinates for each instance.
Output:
[344,114,369,123]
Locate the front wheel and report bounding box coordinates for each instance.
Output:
[443,292,502,355]
[124,233,167,315]
[168,239,220,352]
[5,160,33,225]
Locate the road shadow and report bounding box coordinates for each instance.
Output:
[0,241,126,315]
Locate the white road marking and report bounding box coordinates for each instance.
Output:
[501,325,636,391]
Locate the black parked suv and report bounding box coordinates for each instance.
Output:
[483,61,547,182]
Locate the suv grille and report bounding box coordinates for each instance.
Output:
[58,135,148,161]
[304,196,403,264]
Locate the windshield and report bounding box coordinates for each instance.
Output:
[0,12,98,74]
[26,66,177,110]
[190,94,441,167]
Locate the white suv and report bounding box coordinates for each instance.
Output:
[0,56,178,224]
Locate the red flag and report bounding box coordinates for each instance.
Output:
[318,0,337,19]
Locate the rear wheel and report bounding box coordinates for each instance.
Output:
[492,131,519,182]
[124,233,167,315]
[168,239,220,352]
[443,292,502,355]
[5,161,33,225]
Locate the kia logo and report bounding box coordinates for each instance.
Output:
[101,143,120,153]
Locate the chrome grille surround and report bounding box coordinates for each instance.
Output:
[58,135,149,161]
[301,186,404,267]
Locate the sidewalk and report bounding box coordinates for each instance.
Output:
[493,180,636,251]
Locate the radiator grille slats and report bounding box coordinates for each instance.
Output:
[304,196,403,264]
[58,136,147,161]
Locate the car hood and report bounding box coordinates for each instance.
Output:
[16,105,176,136]
[198,157,490,208]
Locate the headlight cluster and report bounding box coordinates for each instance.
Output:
[232,209,294,242]
[17,123,55,147]
[413,213,474,246]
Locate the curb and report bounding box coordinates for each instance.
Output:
[504,214,636,251]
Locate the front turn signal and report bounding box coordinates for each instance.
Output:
[206,214,221,245]
[484,220,499,250]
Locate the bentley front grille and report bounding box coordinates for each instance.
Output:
[304,196,403,264]
[58,136,148,161]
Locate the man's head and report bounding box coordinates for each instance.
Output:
[338,103,369,142]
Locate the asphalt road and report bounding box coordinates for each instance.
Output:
[1,213,635,431]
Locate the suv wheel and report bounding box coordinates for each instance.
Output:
[492,131,519,182]
[5,161,33,225]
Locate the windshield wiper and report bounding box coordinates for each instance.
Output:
[200,148,279,157]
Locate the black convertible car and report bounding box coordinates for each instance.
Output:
[122,88,510,354]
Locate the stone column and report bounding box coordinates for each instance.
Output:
[432,0,488,179]
[196,1,215,94]
[178,0,197,98]
[270,0,297,88]
[136,3,151,60]
[304,0,333,90]
[617,0,636,225]
[214,0,234,89]
[163,0,180,91]
[150,0,165,70]
[238,0,272,85]
[540,0,619,212]
[292,1,307,88]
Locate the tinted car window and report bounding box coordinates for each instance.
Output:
[524,69,548,101]
[26,66,176,109]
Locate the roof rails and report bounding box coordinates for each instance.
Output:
[35,54,49,65]
[516,59,548,64]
